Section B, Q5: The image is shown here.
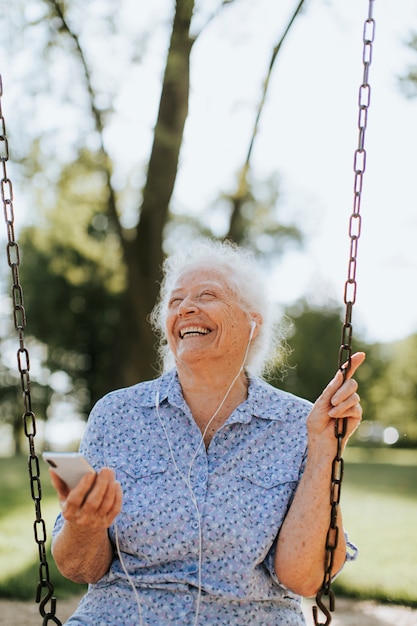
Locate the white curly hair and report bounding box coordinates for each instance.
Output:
[150,239,284,376]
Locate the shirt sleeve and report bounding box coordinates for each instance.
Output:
[262,437,357,591]
[263,538,300,595]
[331,530,358,580]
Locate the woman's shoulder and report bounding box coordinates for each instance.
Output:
[249,375,313,415]
[92,374,167,413]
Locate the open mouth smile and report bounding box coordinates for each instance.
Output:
[179,326,212,339]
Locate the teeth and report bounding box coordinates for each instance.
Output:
[180,326,211,338]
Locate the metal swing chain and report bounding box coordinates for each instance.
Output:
[0,75,62,626]
[312,3,376,626]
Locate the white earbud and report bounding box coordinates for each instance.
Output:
[249,320,256,340]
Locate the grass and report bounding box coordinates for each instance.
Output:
[334,447,417,607]
[0,455,85,600]
[0,449,416,607]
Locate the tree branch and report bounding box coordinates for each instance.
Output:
[46,0,123,242]
[226,0,308,241]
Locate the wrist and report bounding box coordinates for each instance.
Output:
[305,444,337,474]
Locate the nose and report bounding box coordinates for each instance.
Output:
[178,296,198,316]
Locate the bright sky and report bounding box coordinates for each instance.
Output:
[170,0,417,345]
[2,0,417,346]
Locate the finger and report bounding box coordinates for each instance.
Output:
[318,352,365,405]
[62,469,117,525]
[77,475,122,528]
[329,392,361,417]
[66,471,98,509]
[60,472,98,520]
[77,468,117,513]
[93,479,121,517]
[105,481,123,516]
[100,482,123,522]
[49,469,70,498]
[330,378,358,408]
[340,351,366,380]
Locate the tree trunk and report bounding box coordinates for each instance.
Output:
[119,0,196,386]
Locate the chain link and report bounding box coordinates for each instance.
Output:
[0,74,62,626]
[313,3,376,625]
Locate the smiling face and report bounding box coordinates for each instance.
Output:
[165,266,255,374]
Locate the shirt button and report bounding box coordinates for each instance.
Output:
[198,473,206,483]
[264,474,271,484]
[184,594,193,603]
[190,520,199,530]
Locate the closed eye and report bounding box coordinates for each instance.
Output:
[198,291,217,300]
[168,290,218,308]
[168,297,183,308]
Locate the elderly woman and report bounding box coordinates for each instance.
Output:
[50,240,364,626]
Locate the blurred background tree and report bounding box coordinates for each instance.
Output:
[273,299,417,448]
[1,0,305,412]
[0,0,416,451]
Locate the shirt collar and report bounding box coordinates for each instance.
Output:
[135,369,311,424]
[228,374,287,424]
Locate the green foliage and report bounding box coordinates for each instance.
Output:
[399,33,417,98]
[268,299,349,402]
[266,300,417,446]
[221,171,304,254]
[18,149,126,410]
[29,148,125,293]
[0,370,21,442]
[165,172,303,259]
[347,336,417,446]
[370,335,417,443]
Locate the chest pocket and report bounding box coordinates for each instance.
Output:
[239,462,299,527]
[109,456,169,514]
[240,463,299,488]
[108,455,195,562]
[114,457,168,480]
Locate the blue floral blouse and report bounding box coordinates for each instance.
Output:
[53,371,356,626]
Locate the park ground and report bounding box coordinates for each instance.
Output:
[0,595,416,626]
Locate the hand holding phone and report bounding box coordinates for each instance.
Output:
[44,453,122,535]
[43,452,95,489]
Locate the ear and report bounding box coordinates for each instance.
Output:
[249,313,263,339]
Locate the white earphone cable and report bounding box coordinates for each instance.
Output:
[114,521,144,626]
[155,386,203,626]
[111,321,255,626]
[154,322,255,626]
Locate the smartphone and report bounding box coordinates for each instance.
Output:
[43,452,95,489]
